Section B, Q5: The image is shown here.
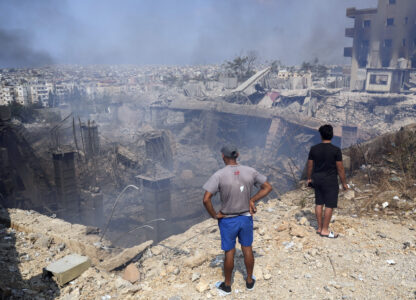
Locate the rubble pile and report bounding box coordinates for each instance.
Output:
[1,182,415,299]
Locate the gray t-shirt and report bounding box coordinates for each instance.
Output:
[203,165,267,217]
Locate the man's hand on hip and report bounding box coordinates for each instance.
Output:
[249,200,257,215]
[216,211,225,219]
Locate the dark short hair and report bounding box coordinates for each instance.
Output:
[319,124,333,140]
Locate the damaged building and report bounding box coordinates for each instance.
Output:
[345,0,416,92]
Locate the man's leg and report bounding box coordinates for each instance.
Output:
[315,205,324,233]
[320,207,333,236]
[223,248,236,286]
[241,245,254,283]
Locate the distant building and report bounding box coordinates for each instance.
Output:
[0,86,13,106]
[14,85,29,105]
[28,83,51,107]
[345,0,416,93]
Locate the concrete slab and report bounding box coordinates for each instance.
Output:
[46,254,91,286]
[101,240,153,271]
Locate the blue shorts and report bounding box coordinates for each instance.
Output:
[218,215,253,251]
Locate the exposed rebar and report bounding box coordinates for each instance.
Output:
[100,184,139,242]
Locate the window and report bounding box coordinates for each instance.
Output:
[389,0,396,4]
[387,18,395,26]
[363,20,371,28]
[370,74,389,85]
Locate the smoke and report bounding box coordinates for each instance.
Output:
[0,0,377,67]
[0,29,53,68]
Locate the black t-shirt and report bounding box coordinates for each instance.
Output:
[308,143,342,186]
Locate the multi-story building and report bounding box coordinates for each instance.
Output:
[14,85,29,105]
[28,83,51,107]
[345,0,416,92]
[0,86,14,106]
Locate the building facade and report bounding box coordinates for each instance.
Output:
[345,0,416,92]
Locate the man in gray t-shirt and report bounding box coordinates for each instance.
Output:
[203,145,272,295]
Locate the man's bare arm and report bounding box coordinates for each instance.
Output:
[203,191,224,219]
[249,182,272,214]
[336,161,348,190]
[307,159,313,182]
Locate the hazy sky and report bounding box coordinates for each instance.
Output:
[0,0,377,67]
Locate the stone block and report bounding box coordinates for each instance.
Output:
[123,263,140,283]
[46,254,91,286]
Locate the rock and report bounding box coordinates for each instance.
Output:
[386,259,396,265]
[258,228,266,236]
[191,272,201,282]
[377,232,387,238]
[277,222,289,232]
[114,277,132,290]
[264,273,272,280]
[123,263,140,283]
[184,251,207,268]
[150,245,163,256]
[120,285,141,295]
[35,236,52,249]
[173,267,180,275]
[57,243,66,252]
[85,226,100,235]
[289,225,307,238]
[298,217,308,225]
[195,281,209,293]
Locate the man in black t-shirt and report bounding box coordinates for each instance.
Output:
[307,124,348,238]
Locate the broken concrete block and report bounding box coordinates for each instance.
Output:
[46,254,91,286]
[184,251,207,268]
[289,225,307,238]
[101,240,153,271]
[123,263,140,283]
[35,235,52,249]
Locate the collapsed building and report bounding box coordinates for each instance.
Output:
[345,0,416,92]
[2,55,416,250]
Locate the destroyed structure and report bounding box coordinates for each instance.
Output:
[345,0,416,92]
[2,50,416,250]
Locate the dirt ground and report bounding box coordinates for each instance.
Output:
[1,179,415,299]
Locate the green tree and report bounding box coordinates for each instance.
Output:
[224,51,257,82]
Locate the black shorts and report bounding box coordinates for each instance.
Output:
[314,184,339,208]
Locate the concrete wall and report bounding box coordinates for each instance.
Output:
[346,0,416,91]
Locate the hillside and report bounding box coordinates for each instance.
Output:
[1,126,416,300]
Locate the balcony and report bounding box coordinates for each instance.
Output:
[345,28,355,38]
[344,47,353,58]
[347,7,377,18]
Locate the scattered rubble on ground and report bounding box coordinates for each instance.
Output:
[1,173,415,299]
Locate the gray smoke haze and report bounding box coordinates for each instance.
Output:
[0,29,53,68]
[0,0,377,67]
